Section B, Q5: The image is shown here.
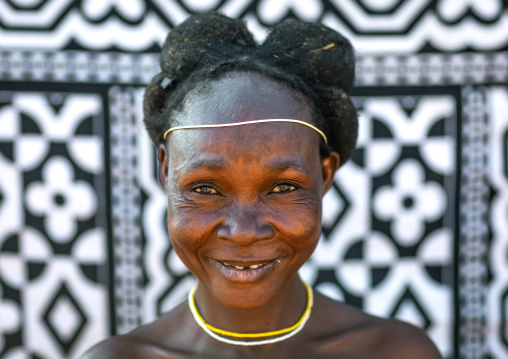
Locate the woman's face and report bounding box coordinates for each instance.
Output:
[159,72,338,309]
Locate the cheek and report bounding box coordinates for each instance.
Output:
[166,194,214,253]
[271,197,323,249]
[292,215,322,248]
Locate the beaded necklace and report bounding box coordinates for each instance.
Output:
[188,281,313,346]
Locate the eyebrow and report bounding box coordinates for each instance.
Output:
[265,160,311,175]
[180,158,311,175]
[181,158,228,172]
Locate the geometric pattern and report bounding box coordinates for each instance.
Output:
[459,86,490,359]
[486,86,508,359]
[1,1,508,358]
[0,0,506,53]
[303,92,457,355]
[1,51,507,87]
[0,91,109,358]
[43,283,87,355]
[108,86,144,335]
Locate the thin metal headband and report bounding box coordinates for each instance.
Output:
[163,119,328,145]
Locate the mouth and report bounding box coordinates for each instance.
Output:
[211,258,281,283]
[221,261,270,270]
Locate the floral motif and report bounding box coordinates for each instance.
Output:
[373,159,446,245]
[26,156,96,243]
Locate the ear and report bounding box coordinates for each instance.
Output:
[158,145,169,192]
[321,151,340,196]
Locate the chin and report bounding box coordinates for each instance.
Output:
[202,272,294,310]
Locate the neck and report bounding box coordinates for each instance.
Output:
[193,275,308,335]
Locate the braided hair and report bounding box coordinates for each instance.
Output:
[144,12,357,164]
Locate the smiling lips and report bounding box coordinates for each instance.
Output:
[222,262,269,270]
[212,259,279,282]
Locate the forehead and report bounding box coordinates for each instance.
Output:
[168,121,319,167]
[166,72,320,169]
[172,72,313,127]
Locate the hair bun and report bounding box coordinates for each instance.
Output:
[160,12,256,79]
[261,21,355,93]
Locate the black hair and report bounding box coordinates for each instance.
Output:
[144,12,357,164]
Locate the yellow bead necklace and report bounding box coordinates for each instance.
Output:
[188,280,313,346]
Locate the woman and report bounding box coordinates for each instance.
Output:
[83,12,441,358]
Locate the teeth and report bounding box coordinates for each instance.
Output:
[220,261,267,270]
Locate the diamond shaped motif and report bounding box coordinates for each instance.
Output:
[42,283,87,355]
[321,181,350,238]
[390,287,431,330]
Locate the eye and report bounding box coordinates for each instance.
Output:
[271,183,297,193]
[193,186,218,195]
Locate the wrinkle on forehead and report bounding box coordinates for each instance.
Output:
[165,71,320,177]
[167,123,320,176]
[175,154,314,176]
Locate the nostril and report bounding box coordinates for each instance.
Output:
[217,209,274,244]
[257,222,275,239]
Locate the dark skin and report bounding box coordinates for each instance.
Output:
[82,72,442,359]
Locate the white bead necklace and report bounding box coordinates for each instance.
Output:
[188,281,313,346]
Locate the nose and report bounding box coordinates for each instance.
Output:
[216,203,275,246]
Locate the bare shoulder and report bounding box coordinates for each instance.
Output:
[80,335,152,359]
[80,302,192,359]
[371,319,442,359]
[310,293,442,358]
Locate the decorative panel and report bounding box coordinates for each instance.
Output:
[1,1,507,358]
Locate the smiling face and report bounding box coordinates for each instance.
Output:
[159,72,339,310]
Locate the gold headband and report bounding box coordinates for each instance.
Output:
[163,119,327,145]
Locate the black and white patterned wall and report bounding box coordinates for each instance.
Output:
[0,1,507,358]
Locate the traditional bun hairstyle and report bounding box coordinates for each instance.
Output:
[144,12,358,165]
